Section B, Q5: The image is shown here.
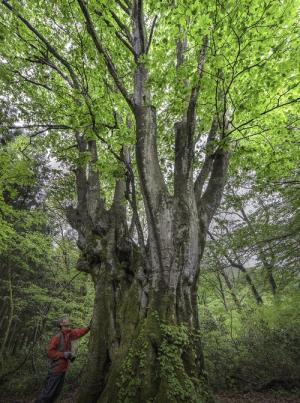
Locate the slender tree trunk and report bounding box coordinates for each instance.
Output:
[7,320,17,353]
[0,302,6,324]
[217,272,228,311]
[238,205,277,295]
[223,253,263,305]
[219,268,241,309]
[11,335,19,356]
[265,265,277,295]
[0,306,8,334]
[209,233,261,306]
[0,268,14,371]
[31,323,39,373]
[241,267,263,305]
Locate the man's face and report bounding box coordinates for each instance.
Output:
[60,318,70,328]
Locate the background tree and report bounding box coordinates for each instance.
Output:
[0,135,93,394]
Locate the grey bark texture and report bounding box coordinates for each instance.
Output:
[65,1,231,401]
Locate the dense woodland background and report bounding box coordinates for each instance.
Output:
[0,0,299,402]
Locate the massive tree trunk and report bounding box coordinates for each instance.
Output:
[67,135,220,402]
[67,1,230,402]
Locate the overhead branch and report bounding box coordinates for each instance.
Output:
[228,96,300,136]
[86,139,105,220]
[174,35,209,197]
[5,124,73,130]
[146,15,158,54]
[115,31,135,55]
[14,70,53,92]
[94,9,135,56]
[109,8,132,43]
[194,117,219,199]
[77,0,134,110]
[122,148,151,272]
[92,130,123,163]
[198,146,229,231]
[115,0,130,15]
[74,133,88,212]
[24,56,75,88]
[2,0,80,90]
[186,35,209,125]
[132,0,146,55]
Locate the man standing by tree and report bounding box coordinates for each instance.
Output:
[35,317,90,403]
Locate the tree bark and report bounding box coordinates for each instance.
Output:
[217,272,229,311]
[70,1,230,401]
[238,204,277,295]
[226,256,263,305]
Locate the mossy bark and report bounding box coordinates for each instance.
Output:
[77,274,214,403]
[69,203,214,403]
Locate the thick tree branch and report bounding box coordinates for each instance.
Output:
[194,117,219,199]
[186,35,209,126]
[122,148,150,270]
[199,148,229,230]
[86,139,104,221]
[74,133,88,213]
[94,9,135,56]
[109,8,132,44]
[174,36,209,197]
[116,32,135,55]
[115,0,131,15]
[146,15,158,54]
[134,0,146,54]
[77,0,134,110]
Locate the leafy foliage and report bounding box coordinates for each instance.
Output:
[0,0,299,401]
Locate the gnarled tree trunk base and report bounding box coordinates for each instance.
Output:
[76,277,214,403]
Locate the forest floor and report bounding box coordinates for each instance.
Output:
[2,391,300,403]
[215,391,300,403]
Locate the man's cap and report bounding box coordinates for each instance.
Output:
[56,317,70,328]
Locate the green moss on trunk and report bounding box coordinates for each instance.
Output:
[101,312,214,403]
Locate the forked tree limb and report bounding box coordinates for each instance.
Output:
[77,0,134,110]
[2,0,80,90]
[194,116,219,199]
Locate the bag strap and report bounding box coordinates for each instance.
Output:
[56,331,65,352]
[50,332,65,368]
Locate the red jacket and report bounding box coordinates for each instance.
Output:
[47,327,89,373]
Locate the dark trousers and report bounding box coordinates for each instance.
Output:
[35,372,65,403]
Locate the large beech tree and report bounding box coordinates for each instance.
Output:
[1,0,299,401]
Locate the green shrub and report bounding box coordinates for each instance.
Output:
[201,289,300,392]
